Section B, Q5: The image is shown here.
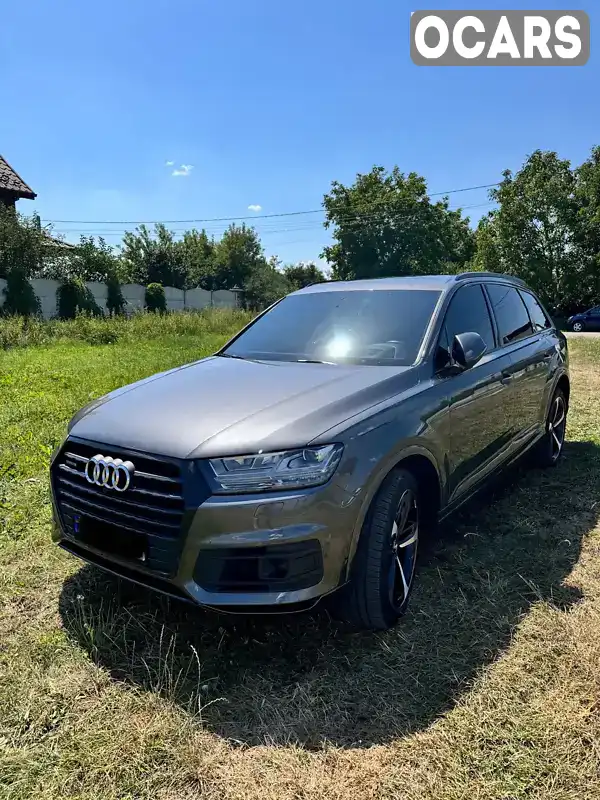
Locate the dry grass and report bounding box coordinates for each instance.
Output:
[1,335,600,799]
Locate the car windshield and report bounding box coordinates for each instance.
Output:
[221,289,441,366]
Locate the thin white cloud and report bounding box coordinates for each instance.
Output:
[248,204,262,212]
[172,164,194,177]
[165,160,174,167]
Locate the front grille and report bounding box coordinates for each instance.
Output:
[52,439,186,575]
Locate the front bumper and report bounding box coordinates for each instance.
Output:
[51,438,360,611]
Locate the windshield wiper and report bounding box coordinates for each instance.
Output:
[294,358,336,365]
[218,353,247,360]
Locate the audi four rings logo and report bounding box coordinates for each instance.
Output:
[85,455,135,492]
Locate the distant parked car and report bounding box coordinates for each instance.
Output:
[568,306,600,332]
[51,272,569,631]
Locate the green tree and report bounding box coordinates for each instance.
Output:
[243,256,289,310]
[283,261,326,291]
[574,145,600,309]
[322,166,475,280]
[121,224,186,288]
[71,236,120,282]
[213,224,265,290]
[0,208,44,315]
[0,207,44,280]
[476,151,582,312]
[472,215,502,273]
[2,268,41,316]
[176,228,217,289]
[64,236,125,317]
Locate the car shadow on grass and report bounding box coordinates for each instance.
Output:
[59,441,599,749]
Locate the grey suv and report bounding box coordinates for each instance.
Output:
[50,272,569,630]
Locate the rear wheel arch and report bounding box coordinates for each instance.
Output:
[556,374,570,409]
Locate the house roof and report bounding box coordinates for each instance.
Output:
[42,230,77,250]
[0,154,37,199]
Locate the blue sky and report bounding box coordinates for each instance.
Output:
[1,0,598,268]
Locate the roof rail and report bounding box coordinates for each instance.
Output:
[302,279,335,288]
[454,271,527,286]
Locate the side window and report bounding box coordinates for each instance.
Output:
[443,284,495,349]
[519,290,551,332]
[437,284,495,370]
[486,284,534,345]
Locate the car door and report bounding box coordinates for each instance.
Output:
[589,306,600,330]
[485,283,550,446]
[435,283,516,502]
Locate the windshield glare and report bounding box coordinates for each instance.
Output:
[222,289,441,366]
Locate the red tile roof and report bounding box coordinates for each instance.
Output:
[0,154,36,199]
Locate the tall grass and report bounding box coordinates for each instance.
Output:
[0,308,254,350]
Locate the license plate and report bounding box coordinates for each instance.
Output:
[73,515,147,563]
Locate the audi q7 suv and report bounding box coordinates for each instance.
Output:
[50,272,569,630]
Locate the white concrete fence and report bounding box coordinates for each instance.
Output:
[0,278,239,319]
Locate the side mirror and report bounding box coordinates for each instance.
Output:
[452,331,487,370]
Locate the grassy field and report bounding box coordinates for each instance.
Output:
[1,321,600,800]
[0,308,253,351]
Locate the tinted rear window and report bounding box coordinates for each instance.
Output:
[486,284,534,345]
[223,289,441,366]
[520,290,551,332]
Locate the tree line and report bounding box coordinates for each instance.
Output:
[0,215,326,316]
[1,145,600,318]
[324,146,600,316]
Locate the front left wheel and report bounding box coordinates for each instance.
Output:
[336,468,421,631]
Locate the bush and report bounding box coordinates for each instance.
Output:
[57,278,102,319]
[106,274,125,316]
[1,269,41,316]
[0,206,44,279]
[145,283,167,313]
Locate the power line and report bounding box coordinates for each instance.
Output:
[41,182,500,226]
[51,201,497,238]
[51,202,497,244]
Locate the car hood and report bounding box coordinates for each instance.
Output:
[69,355,416,459]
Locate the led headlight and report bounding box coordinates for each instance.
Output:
[207,444,343,494]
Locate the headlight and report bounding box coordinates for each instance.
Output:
[207,444,343,494]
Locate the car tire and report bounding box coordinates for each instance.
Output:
[533,387,568,468]
[572,321,584,332]
[336,468,421,631]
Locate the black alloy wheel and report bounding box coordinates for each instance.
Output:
[548,392,567,463]
[388,488,419,613]
[533,387,568,468]
[338,468,422,630]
